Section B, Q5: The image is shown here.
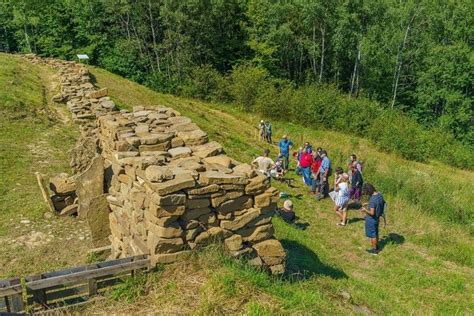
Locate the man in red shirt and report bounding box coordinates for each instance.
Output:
[310,148,323,194]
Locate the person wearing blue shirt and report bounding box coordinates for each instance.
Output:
[361,183,385,255]
[278,135,293,171]
[316,150,331,200]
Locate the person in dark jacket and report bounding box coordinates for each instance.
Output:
[350,163,363,204]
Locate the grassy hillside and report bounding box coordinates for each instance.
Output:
[0,54,472,314]
[85,66,473,314]
[0,54,92,277]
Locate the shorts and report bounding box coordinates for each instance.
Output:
[365,217,379,238]
[350,187,362,200]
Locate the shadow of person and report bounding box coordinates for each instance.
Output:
[280,239,347,282]
[347,217,364,224]
[379,233,405,251]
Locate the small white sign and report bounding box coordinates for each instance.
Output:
[76,54,89,60]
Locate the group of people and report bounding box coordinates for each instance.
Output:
[251,133,386,255]
[258,120,273,144]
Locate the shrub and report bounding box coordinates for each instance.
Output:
[180,64,229,102]
[228,63,269,110]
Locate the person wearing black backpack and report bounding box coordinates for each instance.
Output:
[361,183,385,255]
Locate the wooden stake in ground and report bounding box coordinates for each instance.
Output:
[35,172,56,214]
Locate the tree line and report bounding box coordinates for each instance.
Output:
[0,0,472,167]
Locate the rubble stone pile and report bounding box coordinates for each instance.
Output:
[23,54,286,274]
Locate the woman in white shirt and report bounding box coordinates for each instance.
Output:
[334,173,350,226]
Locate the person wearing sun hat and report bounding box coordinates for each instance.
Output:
[279,199,295,223]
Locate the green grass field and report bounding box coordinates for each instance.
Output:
[0,54,472,314]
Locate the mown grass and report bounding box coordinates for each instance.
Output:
[0,53,90,278]
[87,65,474,314]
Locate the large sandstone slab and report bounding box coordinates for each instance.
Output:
[177,129,208,146]
[168,146,192,159]
[215,196,253,214]
[150,250,191,265]
[146,174,196,195]
[252,239,285,258]
[150,193,186,206]
[87,194,111,247]
[245,175,270,195]
[186,184,220,195]
[147,233,184,254]
[49,173,76,196]
[211,190,244,208]
[147,221,183,238]
[191,141,223,158]
[199,171,248,185]
[238,224,274,243]
[145,165,174,183]
[220,208,260,231]
[76,155,104,218]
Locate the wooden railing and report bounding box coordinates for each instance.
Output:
[0,255,150,313]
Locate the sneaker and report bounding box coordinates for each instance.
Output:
[337,221,346,226]
[366,248,379,255]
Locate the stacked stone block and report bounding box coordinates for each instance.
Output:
[23,55,286,274]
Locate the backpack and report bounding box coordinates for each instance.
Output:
[327,166,333,177]
[376,199,387,228]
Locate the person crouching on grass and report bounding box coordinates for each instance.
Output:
[361,183,385,255]
[334,173,350,226]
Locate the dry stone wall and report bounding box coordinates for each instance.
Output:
[24,54,286,274]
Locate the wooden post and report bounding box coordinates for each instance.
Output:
[35,172,56,213]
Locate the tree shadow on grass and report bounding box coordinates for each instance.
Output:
[280,239,347,282]
[379,233,405,251]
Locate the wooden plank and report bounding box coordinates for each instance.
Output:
[35,172,56,213]
[44,284,88,302]
[0,284,22,297]
[26,258,150,290]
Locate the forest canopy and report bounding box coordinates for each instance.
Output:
[0,0,472,166]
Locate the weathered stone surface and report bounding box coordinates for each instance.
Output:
[177,129,208,146]
[146,174,195,196]
[215,196,253,214]
[191,141,223,158]
[76,155,104,218]
[254,189,278,208]
[86,87,108,99]
[144,211,179,227]
[70,137,98,174]
[87,194,111,247]
[199,171,248,185]
[139,142,170,153]
[181,207,211,221]
[168,146,192,159]
[233,163,257,178]
[269,264,285,275]
[59,203,78,216]
[147,233,183,254]
[203,155,232,168]
[211,190,244,207]
[140,133,174,145]
[149,203,186,217]
[147,221,183,238]
[220,208,260,231]
[225,234,243,251]
[252,239,286,258]
[150,193,186,206]
[245,175,270,195]
[186,198,210,209]
[238,224,274,243]
[145,165,174,183]
[171,137,185,148]
[50,173,76,195]
[186,184,220,195]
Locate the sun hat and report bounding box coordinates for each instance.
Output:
[283,200,293,211]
